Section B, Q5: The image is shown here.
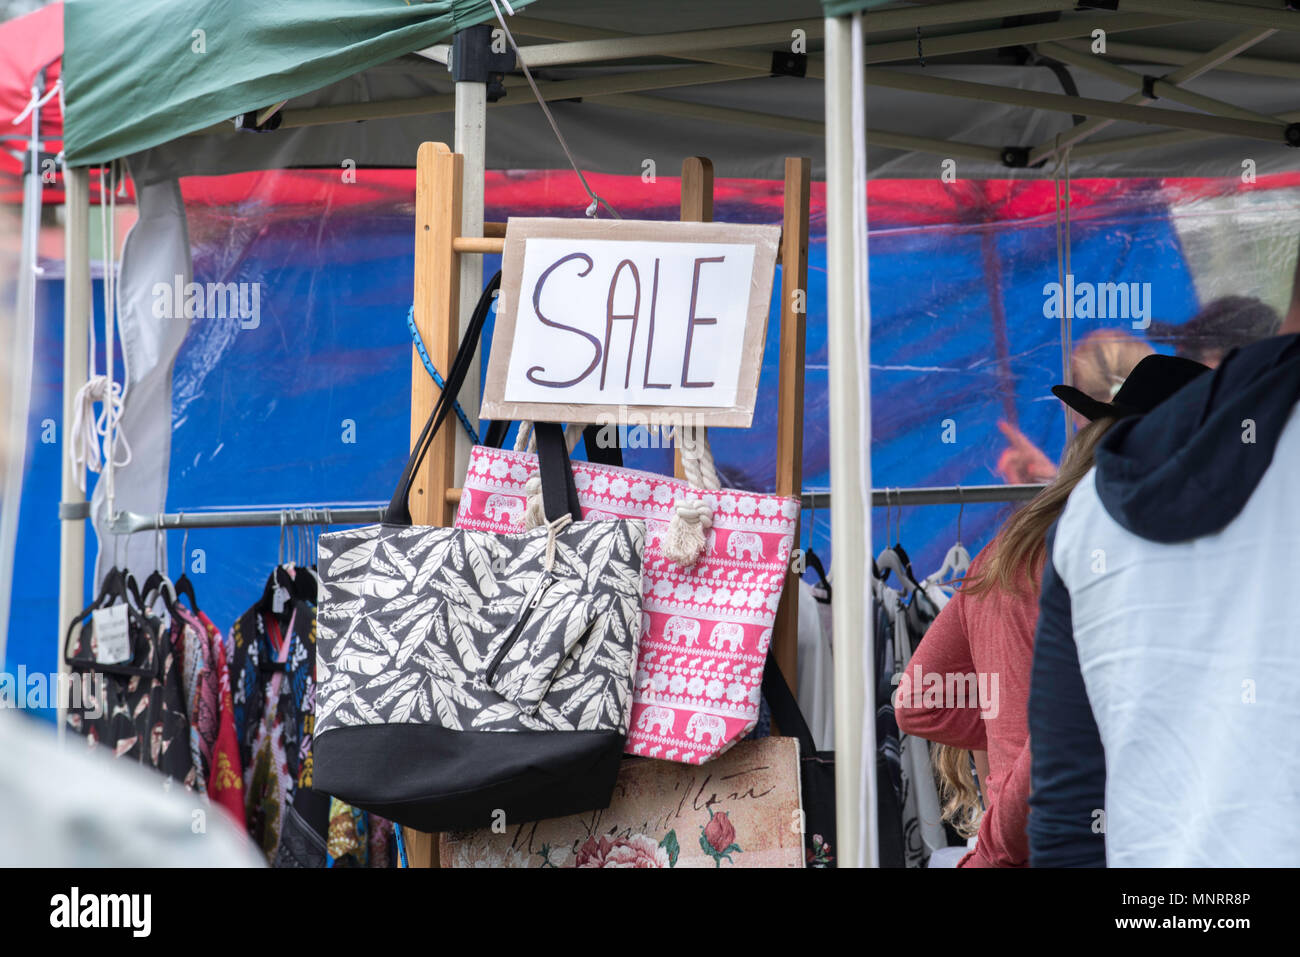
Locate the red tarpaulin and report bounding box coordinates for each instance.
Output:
[0,2,63,205]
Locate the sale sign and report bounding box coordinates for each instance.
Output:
[481,218,780,427]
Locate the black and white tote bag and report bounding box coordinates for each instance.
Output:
[313,276,645,832]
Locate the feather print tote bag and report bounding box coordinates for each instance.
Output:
[313,277,645,832]
[456,425,799,765]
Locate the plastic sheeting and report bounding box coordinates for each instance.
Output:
[7,167,1299,712]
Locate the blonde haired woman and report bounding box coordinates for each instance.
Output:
[896,354,1207,867]
[996,328,1152,483]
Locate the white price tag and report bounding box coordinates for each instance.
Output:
[272,584,290,615]
[91,604,132,665]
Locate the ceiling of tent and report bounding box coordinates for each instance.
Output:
[65,0,1300,182]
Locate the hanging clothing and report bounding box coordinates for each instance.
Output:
[324,799,396,867]
[872,592,905,868]
[171,607,212,791]
[895,547,1038,868]
[796,581,835,750]
[195,609,246,826]
[65,607,192,784]
[895,589,949,867]
[229,600,330,867]
[872,576,959,868]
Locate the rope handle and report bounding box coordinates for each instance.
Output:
[517,420,718,568]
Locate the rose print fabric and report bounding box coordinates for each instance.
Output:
[456,446,798,764]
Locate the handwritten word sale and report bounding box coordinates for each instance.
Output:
[502,238,757,409]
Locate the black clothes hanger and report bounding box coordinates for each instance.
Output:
[174,519,201,614]
[64,566,161,678]
[175,574,201,614]
[803,497,832,604]
[806,549,832,604]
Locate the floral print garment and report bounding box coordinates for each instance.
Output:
[229,601,329,867]
[325,799,397,868]
[196,610,246,827]
[171,609,211,791]
[65,607,192,785]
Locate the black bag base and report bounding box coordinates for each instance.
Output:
[313,724,625,833]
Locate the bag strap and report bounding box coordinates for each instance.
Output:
[582,424,623,467]
[533,422,583,522]
[761,648,818,757]
[482,419,622,468]
[387,271,501,526]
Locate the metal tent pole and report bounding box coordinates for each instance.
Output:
[1052,38,1300,81]
[825,12,868,870]
[1028,27,1279,165]
[0,74,45,662]
[57,166,91,740]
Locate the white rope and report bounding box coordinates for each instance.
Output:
[662,424,719,568]
[10,79,60,127]
[520,423,588,528]
[543,513,572,572]
[69,375,131,493]
[86,162,129,511]
[485,0,620,219]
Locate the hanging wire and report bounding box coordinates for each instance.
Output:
[179,512,189,577]
[485,0,620,219]
[1052,135,1075,443]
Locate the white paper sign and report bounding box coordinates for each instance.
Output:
[503,238,757,408]
[91,604,132,665]
[483,218,780,427]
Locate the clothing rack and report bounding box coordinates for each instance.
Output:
[106,484,1045,535]
[106,506,389,535]
[867,483,1044,507]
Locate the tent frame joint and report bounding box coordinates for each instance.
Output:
[452,22,514,102]
[770,50,808,78]
[58,501,90,522]
[999,145,1031,168]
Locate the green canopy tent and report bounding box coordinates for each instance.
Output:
[62,0,535,166]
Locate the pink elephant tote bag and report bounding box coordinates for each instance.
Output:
[456,424,799,764]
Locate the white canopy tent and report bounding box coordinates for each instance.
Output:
[50,0,1300,867]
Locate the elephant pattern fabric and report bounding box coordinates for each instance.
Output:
[315,517,646,736]
[456,446,799,764]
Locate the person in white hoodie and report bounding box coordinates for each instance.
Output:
[1028,331,1300,867]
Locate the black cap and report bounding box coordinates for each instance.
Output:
[1052,353,1210,421]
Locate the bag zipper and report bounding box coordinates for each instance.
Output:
[484,571,555,684]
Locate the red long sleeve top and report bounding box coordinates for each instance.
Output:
[894,549,1039,868]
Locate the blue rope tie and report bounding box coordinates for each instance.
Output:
[406,304,480,444]
[393,822,409,868]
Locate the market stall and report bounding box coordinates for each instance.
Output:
[17,0,1300,867]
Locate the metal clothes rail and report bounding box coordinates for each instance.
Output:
[104,483,1046,534]
[106,506,389,535]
